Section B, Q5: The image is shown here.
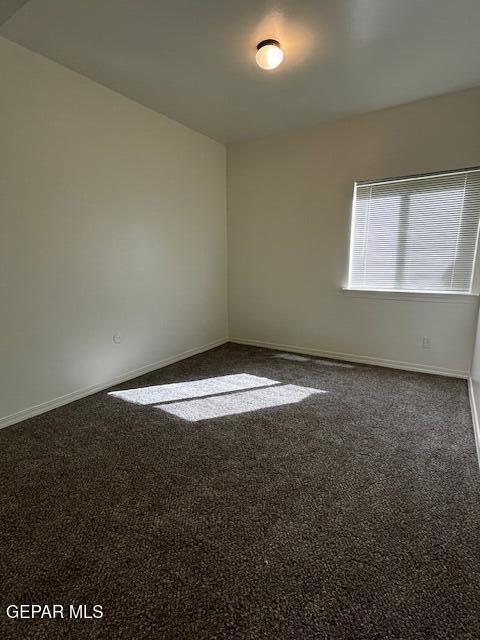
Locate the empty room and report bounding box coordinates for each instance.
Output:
[1,1,480,638]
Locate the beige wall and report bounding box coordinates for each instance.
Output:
[228,87,480,376]
[0,37,227,426]
[2,34,480,428]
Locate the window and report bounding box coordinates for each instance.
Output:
[347,168,480,294]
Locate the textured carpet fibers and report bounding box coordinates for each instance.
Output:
[1,343,479,639]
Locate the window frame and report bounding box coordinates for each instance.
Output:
[344,166,480,302]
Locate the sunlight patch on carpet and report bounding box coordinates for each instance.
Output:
[109,373,326,421]
[109,373,279,405]
[157,384,326,421]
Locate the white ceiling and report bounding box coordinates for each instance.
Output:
[2,0,480,142]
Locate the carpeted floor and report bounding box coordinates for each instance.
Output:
[1,342,480,639]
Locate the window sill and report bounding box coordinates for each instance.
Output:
[342,288,479,304]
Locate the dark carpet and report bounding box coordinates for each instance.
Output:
[1,343,480,639]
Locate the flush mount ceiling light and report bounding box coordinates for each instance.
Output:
[256,39,284,70]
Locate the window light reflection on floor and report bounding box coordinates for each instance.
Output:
[109,373,326,422]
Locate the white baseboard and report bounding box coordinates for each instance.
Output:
[230,337,469,379]
[468,378,480,470]
[1,335,471,431]
[0,337,228,430]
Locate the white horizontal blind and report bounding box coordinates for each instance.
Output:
[348,169,480,293]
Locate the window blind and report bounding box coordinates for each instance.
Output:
[348,169,480,293]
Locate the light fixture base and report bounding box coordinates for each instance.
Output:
[256,39,280,51]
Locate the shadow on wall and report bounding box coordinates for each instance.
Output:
[109,373,327,422]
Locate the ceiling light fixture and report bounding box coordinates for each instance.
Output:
[256,39,284,70]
